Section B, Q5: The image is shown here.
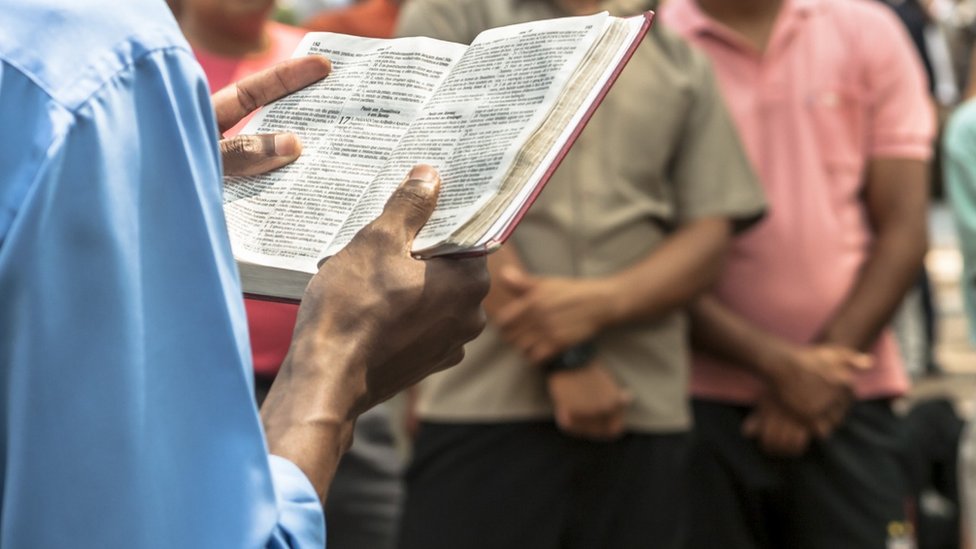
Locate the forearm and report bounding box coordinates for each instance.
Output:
[260,338,362,505]
[491,218,730,363]
[818,225,926,350]
[818,159,929,350]
[689,293,794,381]
[598,217,732,326]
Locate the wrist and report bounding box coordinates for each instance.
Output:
[265,414,354,502]
[543,341,597,375]
[753,338,796,387]
[815,324,853,349]
[260,358,359,502]
[284,331,371,420]
[588,278,622,330]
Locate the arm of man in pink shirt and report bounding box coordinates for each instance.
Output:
[690,295,872,455]
[691,157,928,457]
[817,158,929,350]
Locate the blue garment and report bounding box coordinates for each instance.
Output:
[0,1,324,547]
[944,99,976,345]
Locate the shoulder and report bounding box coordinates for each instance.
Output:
[649,23,707,72]
[637,23,718,103]
[0,0,190,110]
[816,0,906,36]
[821,0,897,18]
[812,0,921,83]
[0,0,214,243]
[399,0,491,19]
[396,0,500,43]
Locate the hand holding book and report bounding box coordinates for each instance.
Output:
[262,164,489,500]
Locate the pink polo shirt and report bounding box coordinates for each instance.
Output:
[194,21,306,376]
[661,0,935,403]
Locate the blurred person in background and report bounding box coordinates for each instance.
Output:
[945,63,976,347]
[881,0,964,381]
[176,2,404,548]
[944,62,976,549]
[277,0,355,22]
[303,0,401,38]
[178,0,305,124]
[394,1,767,548]
[886,0,962,110]
[660,0,935,547]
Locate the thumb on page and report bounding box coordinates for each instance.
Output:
[221,133,303,177]
[379,164,441,246]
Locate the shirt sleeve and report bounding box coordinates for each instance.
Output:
[667,39,766,231]
[267,457,329,547]
[859,3,936,159]
[0,44,324,549]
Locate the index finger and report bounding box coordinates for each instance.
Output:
[212,56,332,133]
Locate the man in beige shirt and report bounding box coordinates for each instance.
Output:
[396,1,765,547]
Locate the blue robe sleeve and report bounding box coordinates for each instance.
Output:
[0,38,324,549]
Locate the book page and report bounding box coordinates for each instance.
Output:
[465,16,646,250]
[322,13,610,257]
[223,33,467,273]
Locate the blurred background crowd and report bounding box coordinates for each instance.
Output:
[165,0,976,547]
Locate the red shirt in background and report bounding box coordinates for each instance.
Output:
[303,0,399,38]
[194,21,306,376]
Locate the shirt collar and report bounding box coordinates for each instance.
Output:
[665,0,821,42]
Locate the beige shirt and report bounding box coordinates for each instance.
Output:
[397,0,765,432]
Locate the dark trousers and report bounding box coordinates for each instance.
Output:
[398,421,689,549]
[686,399,911,549]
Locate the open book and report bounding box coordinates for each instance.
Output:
[225,11,653,301]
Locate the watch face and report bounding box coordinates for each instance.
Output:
[545,343,596,373]
[566,348,587,364]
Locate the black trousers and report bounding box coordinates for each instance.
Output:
[397,421,689,549]
[686,399,912,549]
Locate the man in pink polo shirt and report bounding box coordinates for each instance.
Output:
[660,0,935,547]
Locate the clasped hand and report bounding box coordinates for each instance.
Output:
[486,265,628,440]
[493,267,613,364]
[744,344,871,457]
[547,360,632,441]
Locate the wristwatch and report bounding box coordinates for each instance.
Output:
[543,342,597,375]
